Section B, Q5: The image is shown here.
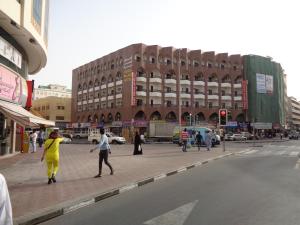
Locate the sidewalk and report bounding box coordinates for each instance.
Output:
[0,144,247,224]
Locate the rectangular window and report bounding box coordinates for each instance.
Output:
[209,102,213,108]
[56,116,64,120]
[209,90,212,95]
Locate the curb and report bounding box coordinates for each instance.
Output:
[15,152,235,225]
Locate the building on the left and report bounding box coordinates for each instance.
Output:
[0,0,54,156]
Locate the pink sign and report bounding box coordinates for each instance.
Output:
[0,65,22,103]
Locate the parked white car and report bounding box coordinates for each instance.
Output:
[229,134,247,141]
[88,128,126,144]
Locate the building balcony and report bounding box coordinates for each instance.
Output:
[94,98,99,103]
[207,82,219,87]
[221,95,232,101]
[221,83,231,88]
[83,100,87,105]
[83,90,88,94]
[234,96,242,101]
[94,86,100,91]
[78,90,82,95]
[101,97,106,102]
[101,84,106,89]
[149,91,162,97]
[165,78,177,85]
[136,91,147,97]
[180,80,191,85]
[234,83,242,88]
[207,95,219,100]
[108,82,114,88]
[77,102,82,105]
[136,76,147,82]
[194,81,205,86]
[88,99,93,104]
[116,93,122,99]
[150,77,162,83]
[194,94,205,99]
[116,80,123,86]
[181,93,191,98]
[165,92,177,98]
[108,95,114,100]
[89,88,94,92]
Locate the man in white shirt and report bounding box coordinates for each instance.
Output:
[0,173,13,225]
[30,131,38,153]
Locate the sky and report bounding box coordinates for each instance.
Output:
[31,0,300,99]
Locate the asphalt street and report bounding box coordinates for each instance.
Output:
[40,140,300,225]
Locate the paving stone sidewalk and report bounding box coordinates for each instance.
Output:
[0,143,247,224]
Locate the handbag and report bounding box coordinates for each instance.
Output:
[138,144,143,153]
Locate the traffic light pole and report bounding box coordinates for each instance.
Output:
[221,126,226,152]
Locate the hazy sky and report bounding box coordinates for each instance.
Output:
[31,0,300,99]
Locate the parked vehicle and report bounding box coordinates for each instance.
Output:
[88,128,126,144]
[62,133,73,140]
[224,133,233,141]
[148,121,176,142]
[229,134,247,141]
[289,131,299,140]
[73,130,88,139]
[61,137,72,144]
[240,132,254,140]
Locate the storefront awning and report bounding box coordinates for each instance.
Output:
[0,100,55,127]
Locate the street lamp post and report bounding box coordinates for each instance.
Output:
[189,113,192,126]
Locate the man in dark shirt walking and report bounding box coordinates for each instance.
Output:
[196,131,202,151]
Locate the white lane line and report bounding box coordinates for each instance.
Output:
[289,151,299,156]
[244,150,259,155]
[276,151,286,155]
[294,159,300,169]
[260,150,272,155]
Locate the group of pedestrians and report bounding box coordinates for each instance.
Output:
[30,129,45,153]
[181,128,213,152]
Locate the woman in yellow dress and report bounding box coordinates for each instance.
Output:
[41,131,64,184]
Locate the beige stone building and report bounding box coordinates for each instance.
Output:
[32,97,71,128]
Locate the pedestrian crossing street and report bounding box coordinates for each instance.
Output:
[237,144,300,157]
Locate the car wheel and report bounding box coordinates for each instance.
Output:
[112,140,117,144]
[75,135,80,139]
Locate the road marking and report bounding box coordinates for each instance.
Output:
[143,200,198,225]
[154,174,167,181]
[119,183,138,193]
[276,151,286,155]
[177,167,187,173]
[289,151,299,156]
[294,159,300,169]
[261,150,272,155]
[64,199,95,214]
[244,150,258,155]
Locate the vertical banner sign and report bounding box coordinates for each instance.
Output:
[256,73,266,93]
[242,80,248,110]
[131,72,136,106]
[265,75,273,95]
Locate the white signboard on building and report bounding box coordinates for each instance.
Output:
[256,73,266,93]
[265,75,273,94]
[0,36,22,69]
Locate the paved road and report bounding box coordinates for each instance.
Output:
[40,140,300,225]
